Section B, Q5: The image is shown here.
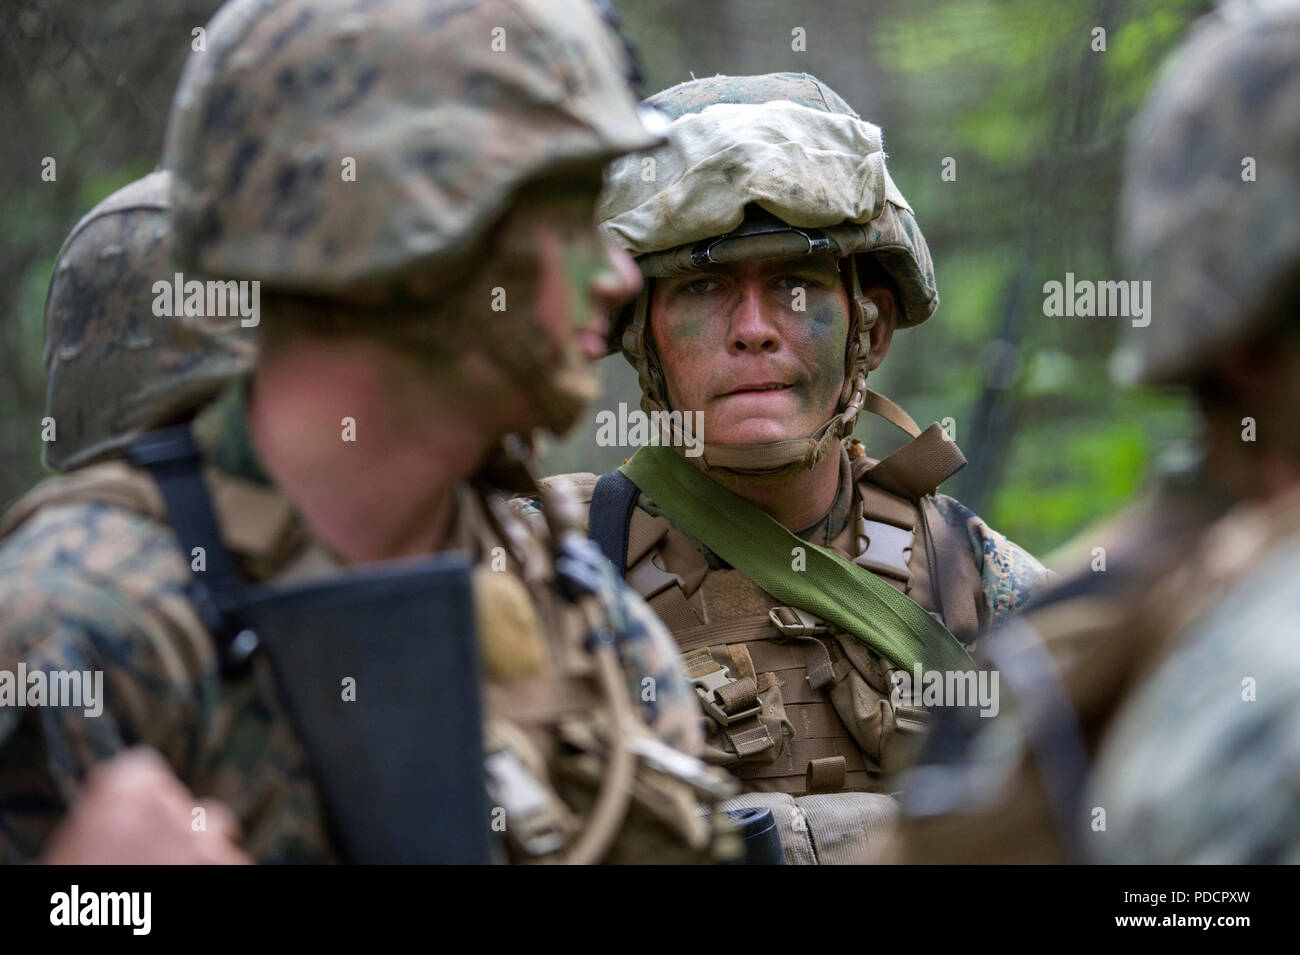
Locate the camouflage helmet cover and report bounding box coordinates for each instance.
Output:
[42,171,255,472]
[1118,0,1300,384]
[599,71,939,328]
[164,0,661,295]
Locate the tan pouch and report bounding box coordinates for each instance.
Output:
[827,634,930,774]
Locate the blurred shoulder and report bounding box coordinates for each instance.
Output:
[0,468,206,681]
[930,493,1052,623]
[514,472,599,534]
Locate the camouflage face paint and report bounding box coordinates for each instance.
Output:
[648,254,850,445]
[655,289,711,345]
[511,169,615,339]
[473,168,637,435]
[793,299,850,420]
[560,233,609,333]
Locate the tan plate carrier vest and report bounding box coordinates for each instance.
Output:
[558,432,987,799]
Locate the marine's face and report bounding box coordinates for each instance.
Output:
[528,184,641,366]
[492,170,641,432]
[648,253,850,445]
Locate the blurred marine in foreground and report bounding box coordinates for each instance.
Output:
[0,0,740,864]
[899,0,1300,863]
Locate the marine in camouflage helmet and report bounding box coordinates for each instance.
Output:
[163,0,667,437]
[600,71,938,475]
[1,0,738,865]
[1086,0,1300,864]
[164,0,659,295]
[42,171,255,472]
[540,72,1049,864]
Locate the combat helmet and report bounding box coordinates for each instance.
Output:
[163,0,663,299]
[42,170,256,471]
[1117,0,1300,385]
[599,72,939,476]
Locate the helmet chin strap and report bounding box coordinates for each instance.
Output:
[626,255,886,480]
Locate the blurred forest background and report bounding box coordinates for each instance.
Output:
[0,0,1212,561]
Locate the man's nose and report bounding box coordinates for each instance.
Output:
[591,236,642,308]
[728,281,780,354]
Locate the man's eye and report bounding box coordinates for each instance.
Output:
[779,277,811,291]
[683,278,719,294]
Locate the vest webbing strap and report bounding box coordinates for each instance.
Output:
[619,445,974,674]
[674,613,779,653]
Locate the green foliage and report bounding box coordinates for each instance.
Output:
[990,395,1191,556]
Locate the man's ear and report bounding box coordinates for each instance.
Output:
[861,285,897,371]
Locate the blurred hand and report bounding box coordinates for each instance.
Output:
[41,747,252,865]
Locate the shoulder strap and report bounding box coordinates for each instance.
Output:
[124,424,249,668]
[589,470,703,630]
[853,452,983,640]
[856,390,967,500]
[865,424,967,500]
[588,470,642,577]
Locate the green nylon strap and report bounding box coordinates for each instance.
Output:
[619,445,974,674]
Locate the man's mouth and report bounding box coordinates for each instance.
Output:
[719,381,793,397]
[575,309,612,360]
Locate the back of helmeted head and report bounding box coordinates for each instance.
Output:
[1117,0,1300,385]
[43,171,255,471]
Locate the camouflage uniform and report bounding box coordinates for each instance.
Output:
[0,0,737,865]
[543,72,1049,863]
[897,0,1300,864]
[1087,487,1300,863]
